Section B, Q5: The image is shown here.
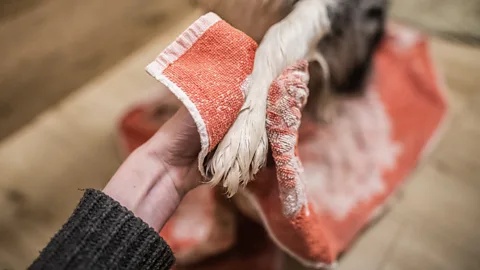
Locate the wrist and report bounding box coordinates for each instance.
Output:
[104,146,184,231]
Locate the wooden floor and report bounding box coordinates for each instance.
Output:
[1,4,480,270]
[390,0,480,44]
[0,0,192,140]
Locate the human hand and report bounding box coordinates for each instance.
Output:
[104,99,201,231]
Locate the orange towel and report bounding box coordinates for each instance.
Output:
[118,13,448,268]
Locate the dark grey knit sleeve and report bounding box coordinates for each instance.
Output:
[29,189,175,270]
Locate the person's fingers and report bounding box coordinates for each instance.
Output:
[165,107,201,163]
[144,92,182,115]
[146,106,201,167]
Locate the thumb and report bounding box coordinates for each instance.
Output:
[149,106,201,167]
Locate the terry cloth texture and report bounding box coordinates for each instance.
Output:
[118,13,448,268]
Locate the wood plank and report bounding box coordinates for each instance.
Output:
[0,0,192,140]
[390,0,480,44]
[0,0,47,22]
[382,223,480,270]
[336,216,403,270]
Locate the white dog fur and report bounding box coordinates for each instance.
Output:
[204,0,336,196]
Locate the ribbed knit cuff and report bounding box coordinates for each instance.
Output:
[30,189,175,270]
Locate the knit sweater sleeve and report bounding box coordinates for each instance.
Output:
[29,189,175,270]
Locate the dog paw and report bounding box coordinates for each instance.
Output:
[205,98,268,197]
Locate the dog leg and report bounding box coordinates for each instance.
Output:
[206,0,334,196]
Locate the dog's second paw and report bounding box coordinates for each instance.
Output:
[205,101,268,197]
